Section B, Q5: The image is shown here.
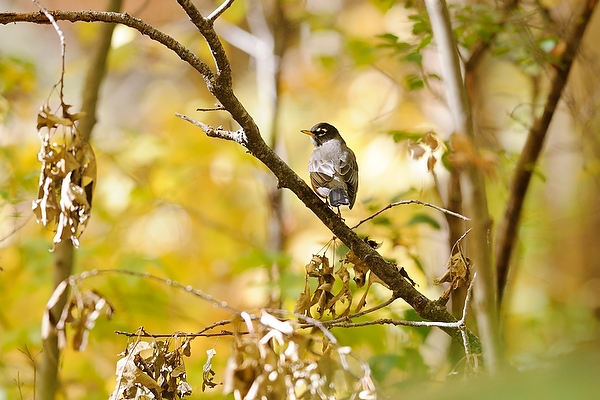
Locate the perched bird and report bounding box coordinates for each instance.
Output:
[301,122,359,213]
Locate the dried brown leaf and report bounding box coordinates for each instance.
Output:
[434,250,471,303]
[427,154,437,171]
[409,143,426,160]
[423,132,440,150]
[294,277,312,316]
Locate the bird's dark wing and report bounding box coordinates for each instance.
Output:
[339,150,359,208]
[309,170,333,198]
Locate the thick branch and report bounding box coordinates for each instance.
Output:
[0,7,481,352]
[495,0,599,303]
[176,0,232,89]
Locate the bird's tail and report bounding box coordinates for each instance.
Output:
[329,188,350,208]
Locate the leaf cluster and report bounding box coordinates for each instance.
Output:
[223,311,376,400]
[110,337,193,400]
[31,101,96,249]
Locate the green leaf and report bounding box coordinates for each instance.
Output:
[347,38,376,66]
[370,0,397,12]
[404,74,424,90]
[407,213,441,230]
[404,51,423,65]
[389,129,428,142]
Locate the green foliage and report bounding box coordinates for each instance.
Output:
[346,37,378,66]
[407,213,441,230]
[452,4,502,49]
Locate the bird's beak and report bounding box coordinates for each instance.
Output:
[301,129,314,137]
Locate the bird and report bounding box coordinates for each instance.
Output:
[301,122,359,214]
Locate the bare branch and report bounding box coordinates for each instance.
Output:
[175,113,248,146]
[351,199,470,230]
[176,0,232,87]
[329,273,477,331]
[196,105,225,111]
[495,0,599,304]
[32,0,66,102]
[0,10,215,82]
[208,0,237,22]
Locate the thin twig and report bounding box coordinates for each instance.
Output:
[450,227,472,255]
[298,296,398,329]
[115,329,242,338]
[327,275,476,330]
[208,0,237,22]
[196,105,225,111]
[32,0,66,102]
[176,113,248,146]
[64,268,241,314]
[351,199,469,230]
[0,10,215,80]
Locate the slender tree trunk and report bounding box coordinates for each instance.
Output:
[424,0,502,371]
[37,1,122,398]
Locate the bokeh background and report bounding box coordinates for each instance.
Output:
[1,0,600,398]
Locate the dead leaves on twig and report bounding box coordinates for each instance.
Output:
[223,311,376,400]
[434,249,471,304]
[32,102,96,250]
[42,281,113,351]
[295,254,353,317]
[408,132,441,172]
[296,237,416,317]
[110,337,193,400]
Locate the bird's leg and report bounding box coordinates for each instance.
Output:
[336,206,344,220]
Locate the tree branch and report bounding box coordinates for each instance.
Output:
[0,10,215,82]
[0,7,481,352]
[208,0,237,22]
[175,114,248,146]
[351,199,469,230]
[495,0,599,304]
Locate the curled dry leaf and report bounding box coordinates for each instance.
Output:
[296,253,357,318]
[110,338,193,400]
[32,102,96,250]
[48,288,114,352]
[42,282,113,352]
[434,250,472,304]
[295,254,338,317]
[344,237,381,288]
[202,349,218,392]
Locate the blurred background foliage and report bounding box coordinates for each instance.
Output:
[1,0,600,398]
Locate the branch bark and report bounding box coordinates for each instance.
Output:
[495,0,599,304]
[0,6,482,353]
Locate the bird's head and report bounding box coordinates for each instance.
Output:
[301,122,341,146]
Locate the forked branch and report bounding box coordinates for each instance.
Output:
[0,5,481,352]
